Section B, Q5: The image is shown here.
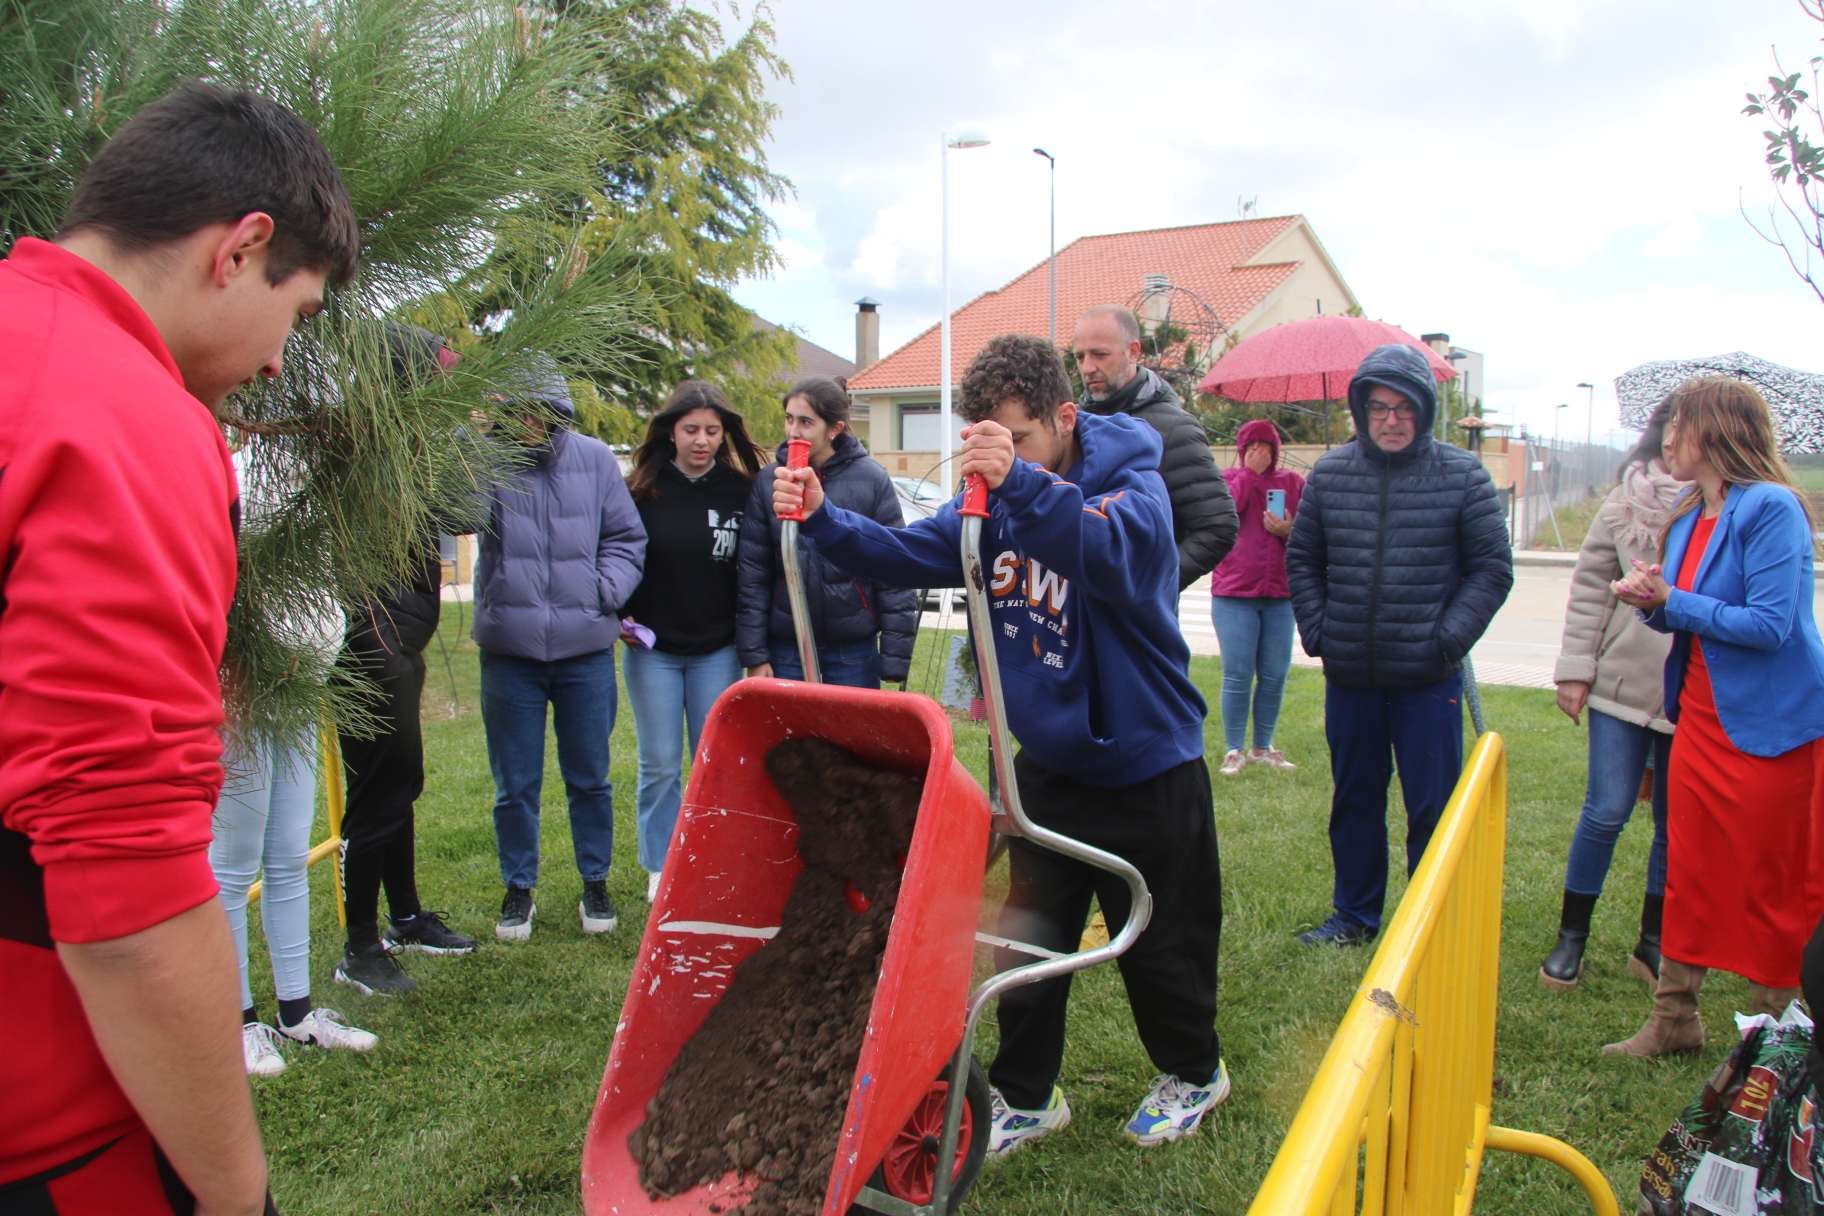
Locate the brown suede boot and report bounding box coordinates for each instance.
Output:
[1749,984,1801,1017]
[1602,958,1707,1057]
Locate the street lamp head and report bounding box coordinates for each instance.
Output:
[1575,381,1594,390]
[946,124,991,149]
[1032,146,1054,163]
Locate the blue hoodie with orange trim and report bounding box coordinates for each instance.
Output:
[800,411,1205,786]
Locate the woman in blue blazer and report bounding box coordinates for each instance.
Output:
[1605,376,1824,1057]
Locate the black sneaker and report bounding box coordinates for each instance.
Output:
[385,910,478,956]
[1295,915,1378,947]
[580,880,618,935]
[333,942,418,997]
[497,886,536,943]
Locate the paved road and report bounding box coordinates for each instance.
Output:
[1173,559,1573,691]
[920,551,1824,692]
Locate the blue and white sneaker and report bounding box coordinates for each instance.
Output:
[987,1084,1071,1157]
[1124,1061,1232,1146]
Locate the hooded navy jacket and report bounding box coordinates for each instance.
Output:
[1284,343,1513,690]
[800,411,1205,786]
[735,432,918,681]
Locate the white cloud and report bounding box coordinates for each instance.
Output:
[728,0,1822,424]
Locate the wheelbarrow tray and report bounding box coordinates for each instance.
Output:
[583,679,992,1215]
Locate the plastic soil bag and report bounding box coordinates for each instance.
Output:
[1639,1003,1822,1215]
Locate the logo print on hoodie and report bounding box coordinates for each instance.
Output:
[707,508,740,562]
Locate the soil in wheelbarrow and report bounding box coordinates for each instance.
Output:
[630,738,923,1215]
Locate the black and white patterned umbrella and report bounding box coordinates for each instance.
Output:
[1614,352,1824,454]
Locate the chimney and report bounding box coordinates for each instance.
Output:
[1139,274,1171,336]
[854,298,880,370]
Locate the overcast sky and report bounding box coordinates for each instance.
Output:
[726,0,1823,444]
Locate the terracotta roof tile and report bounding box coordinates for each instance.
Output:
[850,215,1302,392]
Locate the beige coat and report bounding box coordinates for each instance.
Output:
[1551,464,1685,732]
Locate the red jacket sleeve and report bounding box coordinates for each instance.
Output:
[0,356,239,944]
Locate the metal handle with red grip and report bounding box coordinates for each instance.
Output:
[960,472,989,518]
[777,438,811,522]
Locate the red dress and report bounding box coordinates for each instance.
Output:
[1662,513,1824,987]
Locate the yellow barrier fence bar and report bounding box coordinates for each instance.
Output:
[245,725,346,928]
[1248,734,1619,1216]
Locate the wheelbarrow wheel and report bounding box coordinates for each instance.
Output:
[864,1057,990,1213]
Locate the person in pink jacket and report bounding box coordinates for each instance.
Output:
[1211,419,1305,775]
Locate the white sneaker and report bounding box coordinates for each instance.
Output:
[242,1022,286,1077]
[1124,1061,1232,1146]
[1248,747,1296,770]
[1218,749,1247,776]
[987,1085,1070,1157]
[278,1007,378,1052]
[646,870,661,903]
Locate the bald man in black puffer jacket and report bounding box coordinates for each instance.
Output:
[1285,342,1512,948]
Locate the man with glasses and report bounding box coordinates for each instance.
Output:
[1284,344,1512,946]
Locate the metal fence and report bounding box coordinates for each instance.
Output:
[1510,439,1622,550]
[1247,734,1618,1216]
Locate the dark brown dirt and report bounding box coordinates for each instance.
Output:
[630,739,923,1215]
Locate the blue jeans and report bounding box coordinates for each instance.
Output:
[479,647,617,890]
[622,643,742,874]
[1324,674,1464,931]
[1563,708,1670,897]
[769,637,882,689]
[1210,596,1295,752]
[211,731,317,1008]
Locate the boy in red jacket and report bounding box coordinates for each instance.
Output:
[0,82,358,1214]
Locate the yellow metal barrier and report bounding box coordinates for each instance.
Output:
[245,726,346,928]
[1248,733,1619,1216]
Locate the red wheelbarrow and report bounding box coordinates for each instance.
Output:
[584,473,1153,1214]
[582,680,992,1214]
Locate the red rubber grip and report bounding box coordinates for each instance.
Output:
[960,473,990,518]
[779,438,811,521]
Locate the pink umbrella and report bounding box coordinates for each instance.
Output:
[1197,315,1458,402]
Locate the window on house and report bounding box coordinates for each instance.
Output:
[898,402,964,451]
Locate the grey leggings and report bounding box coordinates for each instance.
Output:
[210,730,318,1008]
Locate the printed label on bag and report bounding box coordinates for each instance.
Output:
[1728,1066,1779,1125]
[1686,1151,1759,1216]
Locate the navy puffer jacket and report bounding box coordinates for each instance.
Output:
[735,433,918,681]
[1285,344,1513,690]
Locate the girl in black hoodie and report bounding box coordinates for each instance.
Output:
[621,381,764,900]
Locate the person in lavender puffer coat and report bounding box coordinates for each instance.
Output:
[1210,418,1305,776]
[473,361,646,943]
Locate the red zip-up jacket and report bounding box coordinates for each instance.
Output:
[0,238,239,1184]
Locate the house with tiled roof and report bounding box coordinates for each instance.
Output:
[752,314,856,385]
[849,214,1358,478]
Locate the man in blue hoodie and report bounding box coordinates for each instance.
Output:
[772,333,1227,1154]
[1285,343,1513,947]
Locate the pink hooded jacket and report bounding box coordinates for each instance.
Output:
[1211,418,1305,599]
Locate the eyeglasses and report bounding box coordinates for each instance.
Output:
[1366,402,1417,420]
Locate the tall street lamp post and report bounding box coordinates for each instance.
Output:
[1032,146,1056,346]
[940,125,990,485]
[1576,381,1595,449]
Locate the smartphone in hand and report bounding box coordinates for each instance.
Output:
[1265,488,1287,520]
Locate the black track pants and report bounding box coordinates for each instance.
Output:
[336,646,426,947]
[987,752,1223,1110]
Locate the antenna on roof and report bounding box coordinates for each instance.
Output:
[1237,194,1258,219]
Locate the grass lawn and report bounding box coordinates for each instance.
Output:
[1528,493,1603,553]
[251,616,1731,1215]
